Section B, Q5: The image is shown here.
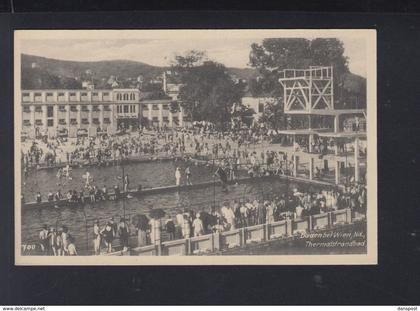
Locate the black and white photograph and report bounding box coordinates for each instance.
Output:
[14,29,377,265]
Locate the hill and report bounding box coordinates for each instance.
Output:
[21,54,257,89]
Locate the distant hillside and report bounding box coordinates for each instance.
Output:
[21,54,258,89]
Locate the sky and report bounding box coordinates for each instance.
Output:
[20,35,366,77]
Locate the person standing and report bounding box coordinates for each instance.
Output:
[39,225,49,254]
[56,229,63,256]
[192,213,204,237]
[36,192,42,204]
[137,223,148,247]
[165,219,176,240]
[182,214,191,239]
[123,174,130,193]
[175,167,182,186]
[225,206,236,230]
[93,220,101,255]
[67,237,78,256]
[101,222,114,253]
[61,226,69,255]
[185,166,192,186]
[118,217,129,252]
[215,165,228,192]
[48,228,58,256]
[175,210,184,239]
[149,217,161,245]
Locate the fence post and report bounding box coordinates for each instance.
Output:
[286,219,293,236]
[346,208,353,224]
[187,238,192,255]
[157,241,162,256]
[213,233,221,251]
[308,215,313,232]
[265,223,270,241]
[328,212,333,228]
[241,227,246,246]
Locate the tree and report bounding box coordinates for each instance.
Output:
[172,51,245,130]
[171,50,207,69]
[258,99,286,130]
[249,38,350,97]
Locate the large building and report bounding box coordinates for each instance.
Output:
[20,89,186,138]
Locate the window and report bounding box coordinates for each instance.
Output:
[35,119,43,126]
[58,119,66,125]
[58,93,66,101]
[46,92,54,101]
[162,116,169,122]
[92,105,100,112]
[34,93,42,102]
[81,106,89,112]
[22,93,31,102]
[103,92,110,100]
[162,104,169,110]
[69,92,76,100]
[59,105,66,112]
[92,92,98,96]
[123,94,128,100]
[258,103,264,113]
[130,93,135,100]
[103,105,111,111]
[132,105,136,112]
[172,116,178,122]
[35,106,43,113]
[23,120,31,126]
[70,118,77,125]
[47,119,54,127]
[123,105,129,113]
[103,118,110,124]
[47,106,54,118]
[152,104,158,110]
[81,118,89,124]
[143,105,149,110]
[23,106,31,113]
[152,117,159,122]
[92,118,100,124]
[70,105,78,112]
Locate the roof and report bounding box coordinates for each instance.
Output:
[140,99,173,104]
[277,128,330,135]
[316,131,367,139]
[285,109,366,116]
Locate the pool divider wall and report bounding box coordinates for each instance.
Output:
[123,208,358,257]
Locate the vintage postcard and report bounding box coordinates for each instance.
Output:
[14,29,377,265]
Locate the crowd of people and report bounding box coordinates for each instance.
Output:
[21,126,275,169]
[34,183,366,256]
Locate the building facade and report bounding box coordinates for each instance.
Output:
[20,89,186,138]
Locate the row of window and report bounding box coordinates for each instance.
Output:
[116,93,136,101]
[22,105,112,113]
[143,104,170,111]
[22,104,175,112]
[23,118,111,126]
[23,116,190,127]
[116,105,137,114]
[22,92,111,102]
